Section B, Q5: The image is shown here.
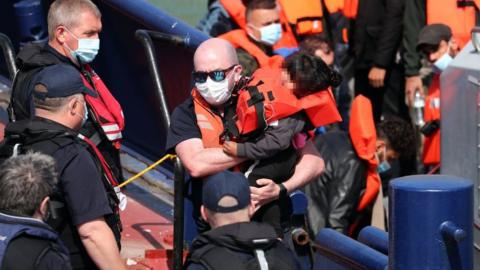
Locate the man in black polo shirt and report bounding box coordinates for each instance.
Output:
[166,38,324,235]
[1,65,126,270]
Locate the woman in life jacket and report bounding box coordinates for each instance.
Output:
[223,51,342,187]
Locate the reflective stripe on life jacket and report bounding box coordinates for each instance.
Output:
[219,0,298,50]
[349,95,380,211]
[278,0,324,35]
[422,74,441,165]
[235,68,341,136]
[192,89,224,148]
[220,30,285,69]
[81,65,124,146]
[427,0,477,48]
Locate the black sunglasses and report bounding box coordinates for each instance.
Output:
[192,65,236,83]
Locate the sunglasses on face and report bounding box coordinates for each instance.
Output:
[192,65,236,83]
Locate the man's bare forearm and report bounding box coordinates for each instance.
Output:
[282,141,324,192]
[176,138,245,178]
[78,219,126,270]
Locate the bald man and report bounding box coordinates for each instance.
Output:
[166,38,324,235]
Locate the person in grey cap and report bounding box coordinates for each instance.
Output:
[0,64,126,270]
[416,23,459,170]
[184,170,300,270]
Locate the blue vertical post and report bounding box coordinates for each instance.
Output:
[389,175,473,270]
[13,0,48,45]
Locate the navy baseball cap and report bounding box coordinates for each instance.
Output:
[32,64,97,100]
[202,170,251,213]
[416,23,452,51]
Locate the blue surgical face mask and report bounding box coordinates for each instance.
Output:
[65,28,100,64]
[377,160,391,174]
[376,146,392,174]
[76,100,88,127]
[433,52,453,73]
[251,23,282,46]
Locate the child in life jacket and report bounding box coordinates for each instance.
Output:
[223,51,342,187]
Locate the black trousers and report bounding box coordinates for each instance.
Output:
[247,147,298,237]
[354,63,410,123]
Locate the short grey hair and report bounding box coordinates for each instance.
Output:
[0,152,58,217]
[47,0,101,40]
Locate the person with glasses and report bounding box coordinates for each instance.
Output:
[166,38,324,236]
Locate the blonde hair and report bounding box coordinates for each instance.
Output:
[47,0,101,40]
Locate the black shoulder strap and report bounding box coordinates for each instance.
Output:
[246,81,267,132]
[8,67,42,122]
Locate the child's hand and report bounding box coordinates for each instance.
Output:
[223,141,238,156]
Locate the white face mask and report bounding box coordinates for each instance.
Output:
[195,77,232,106]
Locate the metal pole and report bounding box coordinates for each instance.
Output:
[173,157,185,270]
[134,29,171,127]
[0,33,17,81]
[135,29,189,270]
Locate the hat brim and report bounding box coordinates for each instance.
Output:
[416,40,438,52]
[81,86,98,98]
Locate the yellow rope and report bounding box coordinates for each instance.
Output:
[118,154,176,188]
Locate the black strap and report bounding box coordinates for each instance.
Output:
[320,0,335,44]
[246,83,267,132]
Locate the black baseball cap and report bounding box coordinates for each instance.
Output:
[202,170,250,213]
[32,64,97,100]
[416,23,452,51]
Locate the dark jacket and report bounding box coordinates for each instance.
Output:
[8,43,123,182]
[402,0,426,77]
[237,38,274,76]
[185,221,301,270]
[0,118,121,270]
[305,131,366,236]
[352,0,405,69]
[0,212,71,270]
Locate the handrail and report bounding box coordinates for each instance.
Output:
[135,29,189,270]
[0,33,17,81]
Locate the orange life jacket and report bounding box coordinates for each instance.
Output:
[426,0,477,48]
[235,68,341,136]
[81,65,124,148]
[325,0,345,13]
[278,0,324,35]
[219,0,298,50]
[191,89,225,148]
[349,95,380,211]
[220,30,285,69]
[343,0,358,19]
[422,74,441,166]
